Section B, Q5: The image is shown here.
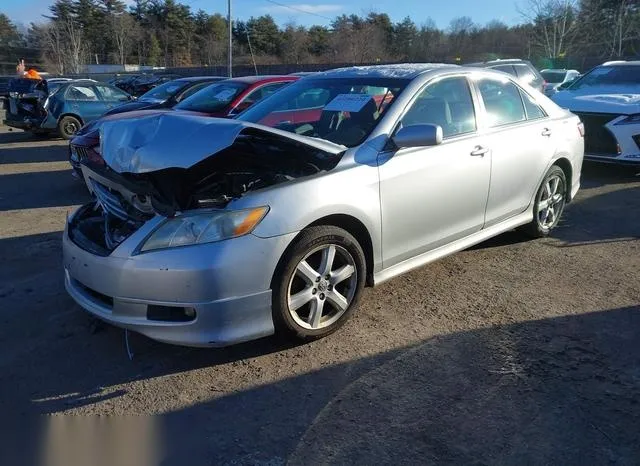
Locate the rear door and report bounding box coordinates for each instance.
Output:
[473,76,555,226]
[65,84,107,123]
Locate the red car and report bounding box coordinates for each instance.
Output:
[69,75,298,178]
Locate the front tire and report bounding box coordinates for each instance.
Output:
[521,165,567,238]
[58,115,82,140]
[272,226,366,341]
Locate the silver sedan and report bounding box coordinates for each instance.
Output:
[63,64,584,347]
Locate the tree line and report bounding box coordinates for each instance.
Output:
[0,0,639,75]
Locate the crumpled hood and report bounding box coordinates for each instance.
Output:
[100,112,347,174]
[552,85,640,114]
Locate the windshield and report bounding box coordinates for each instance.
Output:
[237,78,409,147]
[541,71,566,83]
[175,82,247,113]
[140,80,186,102]
[570,65,640,90]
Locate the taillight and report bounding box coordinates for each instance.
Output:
[577,122,585,137]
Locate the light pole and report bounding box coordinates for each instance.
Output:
[227,0,233,77]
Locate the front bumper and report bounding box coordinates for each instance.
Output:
[576,112,640,165]
[63,213,298,347]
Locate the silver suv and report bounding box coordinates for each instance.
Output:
[469,59,545,92]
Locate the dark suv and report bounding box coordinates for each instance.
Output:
[468,59,545,92]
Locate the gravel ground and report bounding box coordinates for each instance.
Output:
[1,122,639,465]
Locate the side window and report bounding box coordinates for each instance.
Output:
[492,65,517,76]
[520,89,546,120]
[477,78,526,127]
[97,85,129,101]
[513,64,536,86]
[66,85,98,101]
[400,76,477,138]
[244,82,287,105]
[178,82,211,101]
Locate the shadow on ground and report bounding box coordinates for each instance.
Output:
[17,306,640,466]
[0,144,70,164]
[0,169,90,211]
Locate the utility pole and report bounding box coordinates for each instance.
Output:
[227,0,233,77]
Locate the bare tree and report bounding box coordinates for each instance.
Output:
[62,17,85,73]
[42,22,65,74]
[112,13,136,66]
[519,0,577,58]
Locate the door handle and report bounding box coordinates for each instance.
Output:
[541,128,552,137]
[470,146,489,157]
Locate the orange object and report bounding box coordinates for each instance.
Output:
[25,69,42,80]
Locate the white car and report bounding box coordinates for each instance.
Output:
[541,69,580,96]
[552,61,640,165]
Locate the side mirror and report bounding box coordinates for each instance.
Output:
[393,124,443,149]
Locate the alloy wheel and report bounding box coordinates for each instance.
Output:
[537,174,565,230]
[287,244,358,330]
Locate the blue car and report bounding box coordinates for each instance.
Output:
[3,78,133,139]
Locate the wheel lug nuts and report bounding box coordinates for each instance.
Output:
[325,275,330,280]
[316,277,321,282]
[312,288,317,294]
[319,293,325,300]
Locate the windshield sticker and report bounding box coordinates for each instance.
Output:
[324,93,373,112]
[213,88,237,100]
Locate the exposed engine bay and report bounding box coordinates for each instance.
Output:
[69,130,344,255]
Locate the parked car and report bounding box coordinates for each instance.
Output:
[102,76,226,116]
[68,75,298,178]
[172,75,299,116]
[541,69,581,96]
[552,60,640,165]
[469,59,545,92]
[127,74,181,96]
[3,78,133,139]
[63,64,584,347]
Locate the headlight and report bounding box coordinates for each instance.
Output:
[615,114,640,125]
[139,207,269,252]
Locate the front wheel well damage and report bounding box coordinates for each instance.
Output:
[553,157,573,201]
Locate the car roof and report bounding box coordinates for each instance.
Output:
[601,60,640,66]
[175,76,227,82]
[469,59,530,66]
[226,75,298,84]
[315,63,458,79]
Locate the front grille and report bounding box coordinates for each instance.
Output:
[71,144,90,162]
[573,112,619,156]
[73,279,114,308]
[90,180,130,221]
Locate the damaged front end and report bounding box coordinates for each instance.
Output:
[3,78,49,130]
[69,113,346,256]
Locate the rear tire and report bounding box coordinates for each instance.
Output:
[272,226,366,341]
[521,165,567,238]
[58,115,82,140]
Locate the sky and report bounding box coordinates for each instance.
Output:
[0,0,523,29]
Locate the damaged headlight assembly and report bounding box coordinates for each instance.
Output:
[138,206,269,253]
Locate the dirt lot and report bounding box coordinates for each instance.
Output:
[1,122,639,465]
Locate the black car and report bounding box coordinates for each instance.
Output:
[103,76,226,116]
[468,59,545,92]
[127,74,181,96]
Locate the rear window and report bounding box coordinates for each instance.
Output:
[541,71,567,83]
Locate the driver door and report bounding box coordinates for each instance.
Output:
[378,76,491,268]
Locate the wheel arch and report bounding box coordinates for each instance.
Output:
[272,214,375,288]
[552,156,573,201]
[58,113,84,126]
